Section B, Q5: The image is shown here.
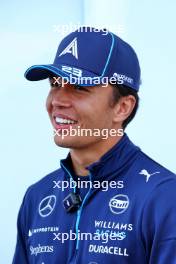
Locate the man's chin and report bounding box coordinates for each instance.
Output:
[53,135,99,149]
[54,136,73,148]
[54,135,86,149]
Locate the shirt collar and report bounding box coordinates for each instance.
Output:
[60,133,140,182]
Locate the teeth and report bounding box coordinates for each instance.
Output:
[55,117,76,124]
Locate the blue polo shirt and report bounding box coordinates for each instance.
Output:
[12,134,176,263]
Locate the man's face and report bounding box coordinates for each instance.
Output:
[46,77,119,149]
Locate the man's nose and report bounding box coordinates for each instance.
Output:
[51,87,72,108]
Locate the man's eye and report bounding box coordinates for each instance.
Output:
[74,85,89,92]
[51,82,62,88]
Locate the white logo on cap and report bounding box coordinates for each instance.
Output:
[61,65,82,77]
[59,37,78,59]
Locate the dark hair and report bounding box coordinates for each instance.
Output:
[110,84,139,129]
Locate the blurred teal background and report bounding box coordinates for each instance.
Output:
[0,0,175,262]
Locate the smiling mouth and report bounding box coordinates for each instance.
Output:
[54,117,78,125]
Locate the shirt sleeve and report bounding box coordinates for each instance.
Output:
[12,187,32,264]
[141,178,176,264]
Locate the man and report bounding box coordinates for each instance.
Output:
[13,27,176,264]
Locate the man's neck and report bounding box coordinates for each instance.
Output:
[70,136,122,176]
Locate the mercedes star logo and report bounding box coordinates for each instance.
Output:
[38,195,57,217]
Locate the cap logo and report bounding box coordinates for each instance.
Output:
[59,37,78,59]
[61,65,82,77]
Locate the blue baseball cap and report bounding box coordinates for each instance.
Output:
[25,27,141,91]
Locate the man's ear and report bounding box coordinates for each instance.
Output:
[112,95,136,123]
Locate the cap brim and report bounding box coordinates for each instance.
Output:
[24,64,101,86]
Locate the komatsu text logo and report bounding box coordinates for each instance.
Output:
[109,194,129,215]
